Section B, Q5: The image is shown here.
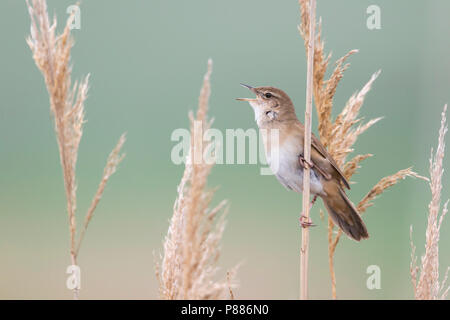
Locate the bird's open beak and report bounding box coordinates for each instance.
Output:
[236,98,255,101]
[236,83,257,102]
[240,83,254,90]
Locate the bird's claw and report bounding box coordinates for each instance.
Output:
[298,155,314,169]
[299,215,316,228]
[299,154,332,180]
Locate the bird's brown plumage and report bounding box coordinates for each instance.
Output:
[238,85,368,241]
[296,122,351,190]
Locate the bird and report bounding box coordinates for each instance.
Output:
[237,84,369,241]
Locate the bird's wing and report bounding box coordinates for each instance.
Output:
[310,133,350,189]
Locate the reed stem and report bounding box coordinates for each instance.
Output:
[300,0,316,300]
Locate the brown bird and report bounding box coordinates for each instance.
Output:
[237,84,369,241]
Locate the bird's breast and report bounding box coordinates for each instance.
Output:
[265,135,323,195]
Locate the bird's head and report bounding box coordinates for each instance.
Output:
[237,84,297,126]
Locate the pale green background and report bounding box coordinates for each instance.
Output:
[0,0,449,299]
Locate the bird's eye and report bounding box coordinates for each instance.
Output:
[264,92,272,99]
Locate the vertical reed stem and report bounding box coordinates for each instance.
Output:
[70,253,79,300]
[300,0,316,300]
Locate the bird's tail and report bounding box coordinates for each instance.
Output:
[321,182,369,241]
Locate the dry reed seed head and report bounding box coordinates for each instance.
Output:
[159,60,236,300]
[410,226,420,292]
[301,4,412,296]
[300,0,370,151]
[325,50,358,99]
[342,153,373,181]
[299,0,353,148]
[196,59,213,125]
[160,194,185,299]
[411,105,449,299]
[27,0,88,186]
[317,49,359,146]
[332,71,381,132]
[27,0,126,276]
[328,72,382,166]
[299,0,420,300]
[79,134,126,235]
[330,117,383,167]
[411,105,448,300]
[27,0,83,260]
[357,168,426,215]
[440,265,450,299]
[298,0,310,41]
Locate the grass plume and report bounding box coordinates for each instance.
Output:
[298,0,422,299]
[26,0,125,299]
[157,60,237,300]
[410,105,449,300]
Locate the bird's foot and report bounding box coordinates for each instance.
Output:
[298,154,314,170]
[311,195,318,207]
[299,215,316,228]
[299,154,332,180]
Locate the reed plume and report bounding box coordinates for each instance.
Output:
[26,0,125,299]
[157,60,236,300]
[298,0,423,299]
[410,105,449,300]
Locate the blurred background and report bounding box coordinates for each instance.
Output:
[0,0,449,299]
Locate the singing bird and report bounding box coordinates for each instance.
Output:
[237,84,369,241]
